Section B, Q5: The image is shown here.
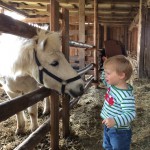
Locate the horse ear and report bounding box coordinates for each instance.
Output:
[36,28,46,36]
[43,38,47,50]
[40,37,48,51]
[36,28,41,35]
[35,38,38,45]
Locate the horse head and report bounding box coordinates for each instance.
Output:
[30,30,84,97]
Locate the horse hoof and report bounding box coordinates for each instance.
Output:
[31,124,38,132]
[15,128,26,135]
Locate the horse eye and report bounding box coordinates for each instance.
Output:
[50,61,59,66]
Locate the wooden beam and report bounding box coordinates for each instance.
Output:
[98,0,139,4]
[16,4,47,10]
[69,10,138,15]
[99,16,135,19]
[0,1,28,17]
[11,0,50,4]
[0,87,51,122]
[0,14,37,38]
[11,0,79,4]
[22,17,50,23]
[27,11,49,16]
[101,23,129,26]
[100,20,131,23]
[99,18,132,22]
[69,7,138,13]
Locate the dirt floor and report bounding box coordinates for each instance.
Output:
[0,78,150,150]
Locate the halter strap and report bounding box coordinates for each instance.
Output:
[34,50,81,94]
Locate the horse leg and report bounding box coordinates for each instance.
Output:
[27,104,38,132]
[5,91,26,134]
[16,111,26,134]
[43,96,50,115]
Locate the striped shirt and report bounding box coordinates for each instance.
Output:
[100,72,136,129]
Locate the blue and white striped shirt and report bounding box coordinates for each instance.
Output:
[100,72,136,129]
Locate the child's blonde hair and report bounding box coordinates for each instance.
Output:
[104,55,133,81]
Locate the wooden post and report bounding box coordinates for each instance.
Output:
[50,0,59,31]
[124,26,128,53]
[93,0,99,84]
[137,0,147,78]
[128,31,132,54]
[62,94,70,138]
[104,24,107,42]
[78,0,85,72]
[49,0,60,149]
[62,8,69,60]
[143,9,150,77]
[50,91,59,150]
[61,8,70,138]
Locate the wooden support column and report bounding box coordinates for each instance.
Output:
[144,9,150,77]
[137,0,147,78]
[61,8,70,138]
[79,0,85,71]
[93,0,99,83]
[50,91,59,150]
[62,8,69,60]
[62,94,70,138]
[104,24,107,42]
[124,26,128,53]
[49,0,59,149]
[128,31,132,54]
[50,0,59,31]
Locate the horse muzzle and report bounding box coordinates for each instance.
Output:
[68,83,84,98]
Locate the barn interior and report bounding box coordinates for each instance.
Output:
[0,0,150,150]
[1,0,150,79]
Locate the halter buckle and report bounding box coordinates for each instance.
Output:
[39,66,43,70]
[62,81,67,85]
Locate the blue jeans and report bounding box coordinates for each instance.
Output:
[103,125,132,150]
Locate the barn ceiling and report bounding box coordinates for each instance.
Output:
[0,0,140,26]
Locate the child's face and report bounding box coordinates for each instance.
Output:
[104,66,124,86]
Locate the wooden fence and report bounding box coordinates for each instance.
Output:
[0,64,94,150]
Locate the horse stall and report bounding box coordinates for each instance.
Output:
[0,0,99,149]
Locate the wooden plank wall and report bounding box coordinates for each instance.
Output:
[107,26,127,47]
[128,27,138,56]
[70,25,129,68]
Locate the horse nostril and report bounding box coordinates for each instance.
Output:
[79,84,84,92]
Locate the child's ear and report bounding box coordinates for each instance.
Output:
[119,72,126,80]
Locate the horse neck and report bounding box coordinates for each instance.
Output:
[12,47,36,77]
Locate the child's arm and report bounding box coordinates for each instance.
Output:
[100,71,108,87]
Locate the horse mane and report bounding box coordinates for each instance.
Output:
[0,33,36,78]
[0,30,61,78]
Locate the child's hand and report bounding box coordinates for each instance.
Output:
[102,56,107,62]
[102,118,116,128]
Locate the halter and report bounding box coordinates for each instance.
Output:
[34,50,81,94]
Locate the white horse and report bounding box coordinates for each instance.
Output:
[0,30,84,134]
